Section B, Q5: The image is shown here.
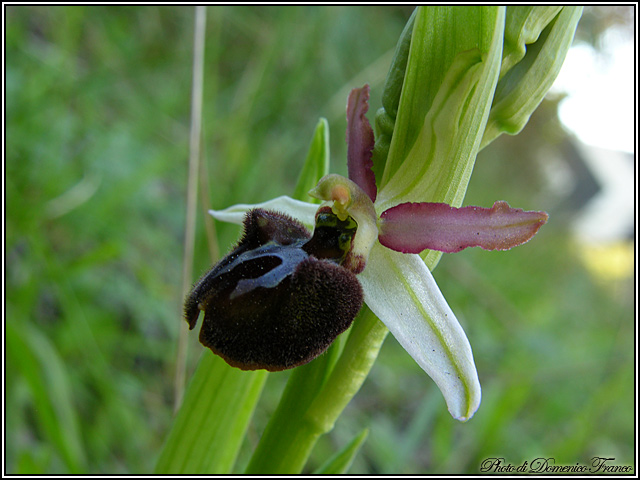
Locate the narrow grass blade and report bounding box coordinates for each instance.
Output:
[6,322,87,473]
[176,4,208,411]
[313,428,369,474]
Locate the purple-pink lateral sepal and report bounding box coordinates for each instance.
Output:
[378,201,549,254]
[346,85,377,202]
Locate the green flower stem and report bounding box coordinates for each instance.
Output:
[306,308,388,430]
[245,306,388,473]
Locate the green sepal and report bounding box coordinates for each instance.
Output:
[312,428,369,474]
[293,117,330,203]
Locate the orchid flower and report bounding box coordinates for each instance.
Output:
[159,7,584,475]
[156,5,582,474]
[199,84,547,421]
[192,5,583,428]
[181,6,583,429]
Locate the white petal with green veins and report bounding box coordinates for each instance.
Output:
[359,242,481,421]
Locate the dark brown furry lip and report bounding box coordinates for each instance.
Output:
[185,208,364,371]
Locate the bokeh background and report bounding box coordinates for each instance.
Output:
[5,6,635,474]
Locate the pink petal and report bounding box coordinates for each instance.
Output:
[346,85,377,202]
[378,201,549,254]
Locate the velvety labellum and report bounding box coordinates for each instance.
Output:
[185,208,364,372]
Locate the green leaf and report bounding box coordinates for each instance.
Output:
[292,117,330,203]
[313,428,369,474]
[481,6,583,148]
[155,353,267,474]
[6,322,87,474]
[378,6,505,194]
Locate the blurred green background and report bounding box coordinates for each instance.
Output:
[5,6,634,474]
